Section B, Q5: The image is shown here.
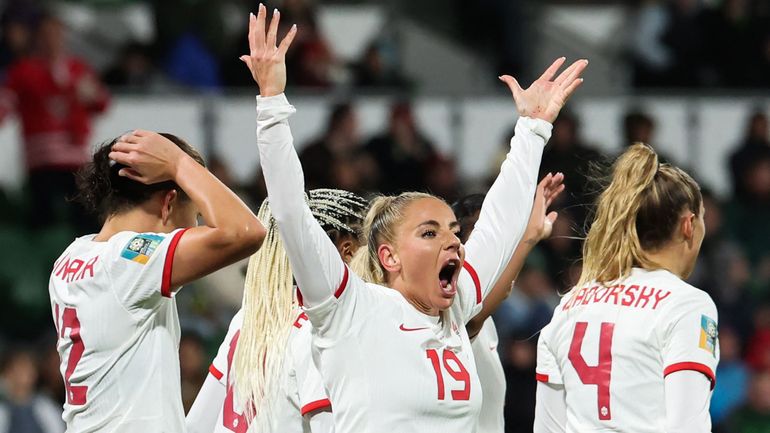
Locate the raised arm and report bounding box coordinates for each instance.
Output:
[466,173,563,337]
[244,5,346,306]
[461,58,587,311]
[108,132,265,290]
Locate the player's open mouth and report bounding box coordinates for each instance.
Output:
[438,258,460,298]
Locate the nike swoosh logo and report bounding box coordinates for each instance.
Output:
[399,324,429,332]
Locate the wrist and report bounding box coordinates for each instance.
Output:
[259,86,284,97]
[170,152,196,182]
[522,228,542,246]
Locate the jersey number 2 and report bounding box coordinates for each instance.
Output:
[426,349,471,400]
[568,321,615,420]
[57,305,88,405]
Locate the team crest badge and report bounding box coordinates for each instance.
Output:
[121,234,165,264]
[699,315,718,356]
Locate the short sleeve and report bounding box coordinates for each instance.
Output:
[536,322,563,385]
[292,326,330,416]
[660,292,719,389]
[105,229,188,314]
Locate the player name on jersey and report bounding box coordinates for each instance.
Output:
[562,283,671,311]
[52,254,99,283]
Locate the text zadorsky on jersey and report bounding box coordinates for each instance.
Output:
[562,284,671,311]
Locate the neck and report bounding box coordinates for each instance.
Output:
[95,207,170,241]
[642,244,689,279]
[390,277,440,316]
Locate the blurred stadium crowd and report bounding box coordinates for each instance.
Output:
[0,0,769,432]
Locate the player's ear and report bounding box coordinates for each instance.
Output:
[336,237,357,264]
[681,211,695,243]
[160,189,178,226]
[378,243,400,274]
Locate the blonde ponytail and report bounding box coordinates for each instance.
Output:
[232,200,295,423]
[350,192,436,286]
[579,143,701,287]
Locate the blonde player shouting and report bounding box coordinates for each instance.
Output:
[451,172,563,433]
[186,189,367,433]
[534,143,719,433]
[241,6,587,432]
[49,132,265,432]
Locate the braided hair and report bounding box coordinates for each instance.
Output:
[232,188,366,425]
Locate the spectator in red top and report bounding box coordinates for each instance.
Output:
[0,12,109,231]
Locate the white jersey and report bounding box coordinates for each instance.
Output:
[208,309,330,433]
[536,267,720,432]
[48,229,188,433]
[256,93,550,433]
[471,319,505,433]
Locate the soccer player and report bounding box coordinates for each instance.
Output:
[49,132,265,432]
[451,174,562,433]
[241,6,586,432]
[534,143,719,433]
[186,189,367,433]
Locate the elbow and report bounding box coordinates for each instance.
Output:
[466,316,484,339]
[219,218,266,258]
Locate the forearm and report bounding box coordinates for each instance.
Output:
[463,117,551,299]
[174,156,264,242]
[665,371,713,433]
[256,93,345,306]
[467,236,536,337]
[185,374,226,433]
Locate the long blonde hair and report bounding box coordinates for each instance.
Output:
[232,189,367,422]
[350,192,436,285]
[578,143,702,287]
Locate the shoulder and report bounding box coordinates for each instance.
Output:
[661,273,715,310]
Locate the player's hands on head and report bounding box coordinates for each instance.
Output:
[524,172,565,243]
[108,130,187,184]
[240,3,298,97]
[499,58,588,123]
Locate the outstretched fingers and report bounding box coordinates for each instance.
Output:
[561,76,584,101]
[539,57,566,82]
[499,74,524,104]
[555,59,588,86]
[266,9,280,48]
[277,24,298,57]
[254,4,267,49]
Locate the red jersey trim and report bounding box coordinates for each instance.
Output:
[296,287,304,306]
[300,398,331,416]
[334,265,350,298]
[161,228,188,298]
[209,364,224,381]
[462,261,482,304]
[664,362,716,390]
[535,373,550,383]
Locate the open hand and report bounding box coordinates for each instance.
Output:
[524,172,565,243]
[240,4,297,97]
[499,58,588,123]
[108,130,186,184]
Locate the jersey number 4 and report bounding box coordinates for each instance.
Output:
[426,349,471,401]
[55,304,88,405]
[568,321,615,421]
